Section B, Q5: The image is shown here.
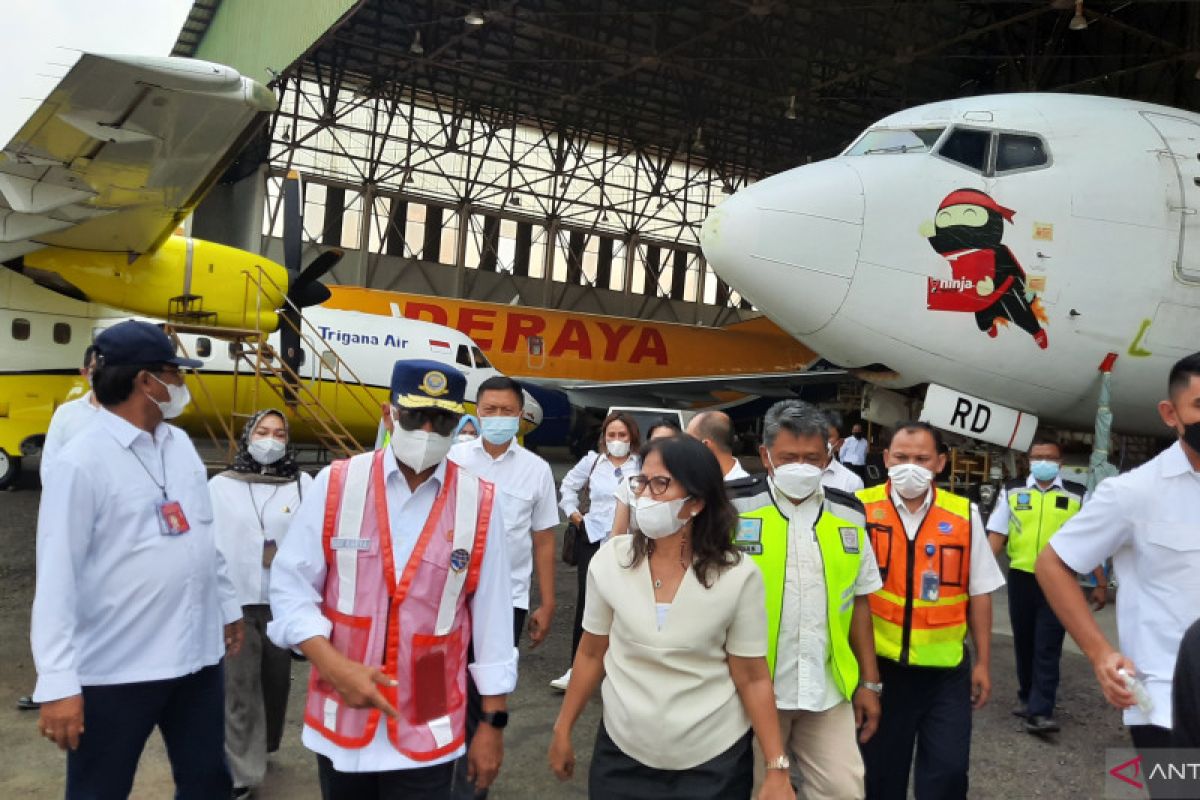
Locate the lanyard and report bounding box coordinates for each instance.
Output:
[247,483,283,531]
[129,441,169,500]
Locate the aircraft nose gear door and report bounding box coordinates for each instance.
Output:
[1144,112,1200,282]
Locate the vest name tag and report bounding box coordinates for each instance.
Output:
[839,527,860,554]
[331,537,371,551]
[736,542,763,555]
[735,518,763,544]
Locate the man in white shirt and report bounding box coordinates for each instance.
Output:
[858,422,1005,800]
[687,410,751,481]
[449,376,558,797]
[1037,353,1200,789]
[18,345,101,713]
[839,423,869,472]
[30,320,244,798]
[269,360,516,799]
[731,401,882,798]
[823,418,865,494]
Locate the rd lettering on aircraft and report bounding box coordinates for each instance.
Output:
[400,302,668,365]
[920,384,1039,451]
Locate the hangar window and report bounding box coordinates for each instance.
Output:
[12,318,30,341]
[195,337,212,358]
[472,346,491,369]
[996,134,1049,172]
[938,128,991,172]
[53,323,71,345]
[845,127,944,156]
[456,344,472,368]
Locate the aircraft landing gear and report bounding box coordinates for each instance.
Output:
[0,449,20,490]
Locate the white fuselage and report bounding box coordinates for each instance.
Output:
[702,93,1200,437]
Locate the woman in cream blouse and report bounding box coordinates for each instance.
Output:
[549,435,794,799]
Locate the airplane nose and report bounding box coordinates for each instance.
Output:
[701,160,863,335]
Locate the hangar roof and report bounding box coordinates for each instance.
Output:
[176,1,1200,177]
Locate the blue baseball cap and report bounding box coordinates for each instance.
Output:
[94,320,203,369]
[390,359,465,413]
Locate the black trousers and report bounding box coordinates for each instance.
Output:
[572,534,603,659]
[454,607,528,799]
[861,656,972,800]
[1130,725,1175,799]
[589,720,753,800]
[317,754,454,800]
[65,663,230,800]
[1008,568,1066,717]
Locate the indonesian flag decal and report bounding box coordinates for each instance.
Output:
[429,339,452,354]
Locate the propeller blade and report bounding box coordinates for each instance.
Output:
[295,248,343,287]
[291,281,332,308]
[282,170,302,272]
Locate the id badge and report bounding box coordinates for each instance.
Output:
[920,569,940,602]
[262,539,278,568]
[156,499,190,536]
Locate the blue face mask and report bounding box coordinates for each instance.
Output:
[480,416,520,445]
[1030,460,1060,483]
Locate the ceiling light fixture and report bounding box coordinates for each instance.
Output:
[464,8,486,25]
[410,31,424,55]
[784,95,797,120]
[1069,1,1088,31]
[692,126,705,152]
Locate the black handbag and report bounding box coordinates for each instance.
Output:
[561,455,601,566]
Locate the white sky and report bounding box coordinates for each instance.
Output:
[0,0,195,144]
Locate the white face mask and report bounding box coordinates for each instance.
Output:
[632,495,693,540]
[889,463,934,500]
[248,437,286,465]
[606,439,631,458]
[390,428,453,473]
[455,433,477,444]
[148,373,191,420]
[769,458,824,503]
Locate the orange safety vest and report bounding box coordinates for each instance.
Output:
[858,483,971,668]
[304,450,494,760]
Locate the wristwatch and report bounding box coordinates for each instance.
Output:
[860,681,884,695]
[479,710,509,729]
[764,754,791,771]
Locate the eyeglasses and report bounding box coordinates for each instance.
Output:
[396,407,460,437]
[629,474,673,497]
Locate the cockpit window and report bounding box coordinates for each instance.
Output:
[845,128,945,156]
[996,133,1048,172]
[471,346,492,369]
[456,344,472,368]
[937,128,991,172]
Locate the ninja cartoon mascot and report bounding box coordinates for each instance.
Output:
[925,188,1048,349]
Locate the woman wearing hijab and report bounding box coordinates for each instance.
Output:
[455,413,481,443]
[209,410,312,799]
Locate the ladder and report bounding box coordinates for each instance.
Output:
[164,267,382,462]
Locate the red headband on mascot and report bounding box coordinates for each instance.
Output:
[938,189,1015,223]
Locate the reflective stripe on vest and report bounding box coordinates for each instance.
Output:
[736,499,863,701]
[1005,484,1082,573]
[858,483,970,668]
[305,451,495,760]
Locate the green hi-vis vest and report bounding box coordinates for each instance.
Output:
[728,475,866,702]
[1003,478,1085,573]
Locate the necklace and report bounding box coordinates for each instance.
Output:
[651,536,689,590]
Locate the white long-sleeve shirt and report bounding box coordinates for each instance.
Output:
[839,436,868,466]
[268,454,517,773]
[31,409,241,701]
[39,391,99,481]
[559,452,640,543]
[772,488,882,711]
[210,472,313,606]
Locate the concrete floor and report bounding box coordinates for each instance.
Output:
[0,455,1136,799]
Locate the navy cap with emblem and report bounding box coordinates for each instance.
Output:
[390,359,466,413]
[94,320,203,369]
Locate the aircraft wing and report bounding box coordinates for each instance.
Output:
[0,54,275,261]
[540,369,853,409]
